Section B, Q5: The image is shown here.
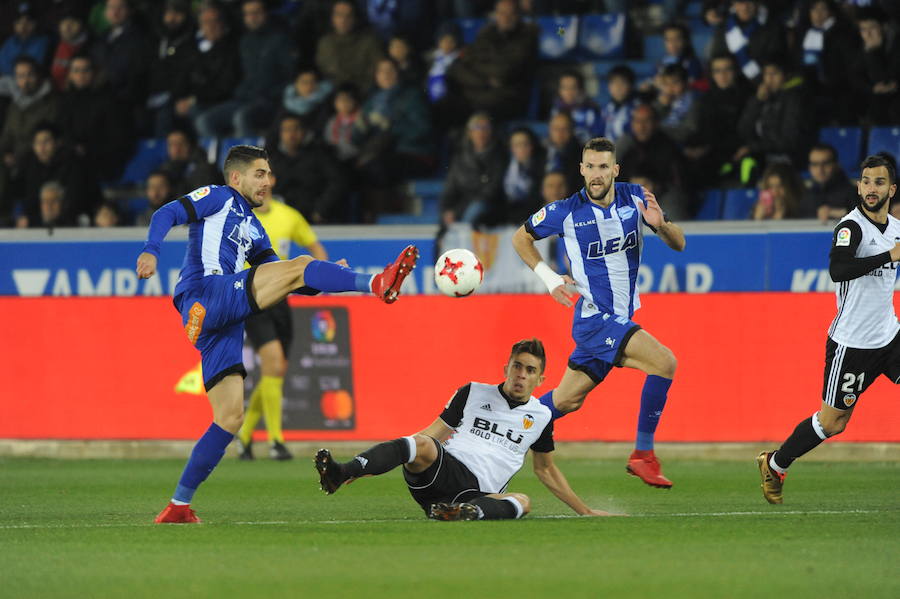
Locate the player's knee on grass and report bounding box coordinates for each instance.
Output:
[508,493,531,515]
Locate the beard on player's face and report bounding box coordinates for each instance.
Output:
[860,191,889,213]
[586,178,610,200]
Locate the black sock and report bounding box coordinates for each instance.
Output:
[773,416,826,470]
[469,496,520,520]
[343,437,413,478]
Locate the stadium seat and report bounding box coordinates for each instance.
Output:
[116,138,168,185]
[456,18,485,44]
[694,189,723,220]
[643,34,665,61]
[577,13,626,59]
[198,137,217,165]
[535,15,579,60]
[819,126,863,177]
[722,188,758,220]
[866,126,900,162]
[217,136,265,171]
[692,27,714,60]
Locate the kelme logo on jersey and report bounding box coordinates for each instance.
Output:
[586,231,637,259]
[843,393,857,407]
[472,417,524,444]
[531,207,546,227]
[523,414,534,430]
[311,310,336,342]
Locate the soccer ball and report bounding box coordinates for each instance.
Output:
[434,249,484,297]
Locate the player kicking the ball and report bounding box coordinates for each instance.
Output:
[512,137,685,488]
[137,145,418,523]
[316,339,615,520]
[757,153,900,504]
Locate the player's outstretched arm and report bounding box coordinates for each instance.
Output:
[531,451,621,516]
[638,188,686,251]
[136,200,191,278]
[512,225,576,307]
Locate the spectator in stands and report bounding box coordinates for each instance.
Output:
[0,4,50,77]
[0,56,59,169]
[50,12,91,91]
[439,111,506,227]
[282,66,333,130]
[91,0,151,118]
[753,162,810,220]
[501,126,545,225]
[195,0,296,137]
[426,21,462,104]
[17,123,98,228]
[20,181,75,228]
[146,0,197,136]
[550,70,603,144]
[545,112,585,195]
[652,64,697,144]
[58,54,130,182]
[849,7,900,125]
[387,35,424,87]
[710,0,787,82]
[135,170,173,227]
[364,0,433,50]
[93,201,121,227]
[267,113,346,223]
[807,143,856,222]
[616,104,685,199]
[445,0,539,123]
[315,0,383,93]
[659,21,704,83]
[172,2,240,128]
[793,0,859,125]
[683,53,752,187]
[323,83,362,163]
[541,170,568,207]
[355,57,434,220]
[601,65,638,143]
[159,127,220,196]
[736,60,814,169]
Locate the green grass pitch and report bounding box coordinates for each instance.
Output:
[2,455,898,599]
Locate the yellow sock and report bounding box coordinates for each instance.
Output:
[260,375,285,444]
[238,383,264,445]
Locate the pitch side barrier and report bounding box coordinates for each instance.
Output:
[0,220,891,296]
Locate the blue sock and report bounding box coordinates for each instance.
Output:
[173,423,234,504]
[538,390,564,420]
[636,375,672,451]
[303,260,372,293]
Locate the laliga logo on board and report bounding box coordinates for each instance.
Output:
[311,310,336,342]
[523,414,534,430]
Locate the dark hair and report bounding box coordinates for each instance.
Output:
[855,7,885,23]
[31,121,60,140]
[583,137,616,156]
[334,81,361,102]
[167,126,197,148]
[860,153,897,184]
[278,112,308,129]
[760,162,805,217]
[13,54,40,73]
[295,64,321,79]
[661,21,695,55]
[558,69,585,89]
[660,63,688,83]
[509,338,546,373]
[147,169,173,186]
[809,142,838,162]
[223,145,268,177]
[607,64,635,85]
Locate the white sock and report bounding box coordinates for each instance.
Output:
[171,499,189,506]
[403,436,417,463]
[503,496,524,519]
[769,454,786,475]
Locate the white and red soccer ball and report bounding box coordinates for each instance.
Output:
[434,249,484,297]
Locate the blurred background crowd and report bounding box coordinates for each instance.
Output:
[0,0,898,230]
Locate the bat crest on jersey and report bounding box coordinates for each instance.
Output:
[586,230,638,259]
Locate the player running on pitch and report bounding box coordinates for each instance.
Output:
[757,153,900,504]
[512,137,685,488]
[315,338,616,520]
[136,145,418,523]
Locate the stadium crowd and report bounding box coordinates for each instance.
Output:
[0,0,898,229]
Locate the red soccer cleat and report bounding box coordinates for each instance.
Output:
[154,502,202,524]
[371,244,419,304]
[626,450,673,489]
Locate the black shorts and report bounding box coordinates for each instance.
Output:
[822,332,900,409]
[244,299,293,355]
[403,438,485,515]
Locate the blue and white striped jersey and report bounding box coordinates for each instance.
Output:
[526,183,647,319]
[142,185,277,299]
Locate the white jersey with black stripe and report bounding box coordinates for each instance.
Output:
[828,209,900,349]
[439,382,554,494]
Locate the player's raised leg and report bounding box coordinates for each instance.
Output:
[316,433,438,494]
[251,245,419,310]
[156,374,245,523]
[537,367,597,418]
[618,329,677,488]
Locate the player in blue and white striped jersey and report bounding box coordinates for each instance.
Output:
[136,145,419,523]
[513,137,685,488]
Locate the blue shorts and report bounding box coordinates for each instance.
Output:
[174,267,261,391]
[568,311,641,384]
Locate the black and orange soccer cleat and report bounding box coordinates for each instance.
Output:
[428,502,481,521]
[626,450,673,489]
[370,245,419,304]
[154,502,201,524]
[757,451,786,504]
